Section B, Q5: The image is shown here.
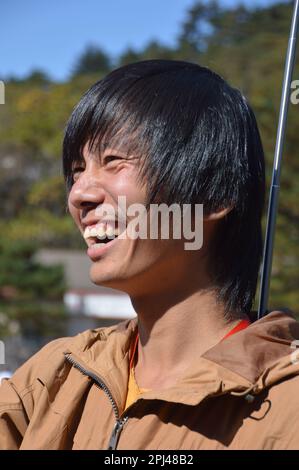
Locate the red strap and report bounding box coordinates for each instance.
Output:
[222,319,251,341]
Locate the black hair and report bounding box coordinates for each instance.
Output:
[63,59,265,317]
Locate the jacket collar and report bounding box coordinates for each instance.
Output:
[64,309,299,410]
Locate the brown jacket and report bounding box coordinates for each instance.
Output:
[1,309,299,450]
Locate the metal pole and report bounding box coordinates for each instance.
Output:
[258,0,299,319]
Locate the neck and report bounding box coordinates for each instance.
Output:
[130,287,249,390]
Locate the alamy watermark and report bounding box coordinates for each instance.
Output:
[0,340,5,364]
[0,80,5,104]
[291,80,299,104]
[85,196,204,250]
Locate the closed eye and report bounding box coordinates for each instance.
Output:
[71,155,124,183]
[73,165,85,172]
[103,155,123,164]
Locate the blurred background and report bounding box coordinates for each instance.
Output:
[0,0,298,374]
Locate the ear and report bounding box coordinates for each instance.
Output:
[203,206,234,221]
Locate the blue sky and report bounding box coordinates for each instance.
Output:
[0,0,282,81]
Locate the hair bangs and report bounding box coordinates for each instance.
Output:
[63,77,150,191]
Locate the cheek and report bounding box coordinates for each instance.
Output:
[111,170,147,205]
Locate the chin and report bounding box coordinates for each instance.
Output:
[89,266,123,289]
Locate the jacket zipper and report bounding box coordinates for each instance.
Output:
[64,352,128,450]
[108,416,129,450]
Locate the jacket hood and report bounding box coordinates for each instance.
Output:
[63,309,299,410]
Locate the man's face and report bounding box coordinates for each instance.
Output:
[67,141,192,295]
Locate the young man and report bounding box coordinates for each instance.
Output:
[1,60,299,450]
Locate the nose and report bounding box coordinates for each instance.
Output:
[68,172,106,211]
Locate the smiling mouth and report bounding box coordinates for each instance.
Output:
[83,223,122,247]
[84,223,125,261]
[88,234,118,246]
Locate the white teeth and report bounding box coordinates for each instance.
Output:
[90,227,97,237]
[83,227,90,239]
[84,224,120,240]
[96,225,106,239]
[105,225,115,237]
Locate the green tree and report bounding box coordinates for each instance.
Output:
[119,40,176,66]
[0,239,66,338]
[71,44,111,77]
[118,46,142,66]
[24,69,52,86]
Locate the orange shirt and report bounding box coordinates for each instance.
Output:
[124,333,150,410]
[124,318,250,411]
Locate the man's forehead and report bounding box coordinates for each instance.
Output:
[100,139,132,154]
[98,132,138,154]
